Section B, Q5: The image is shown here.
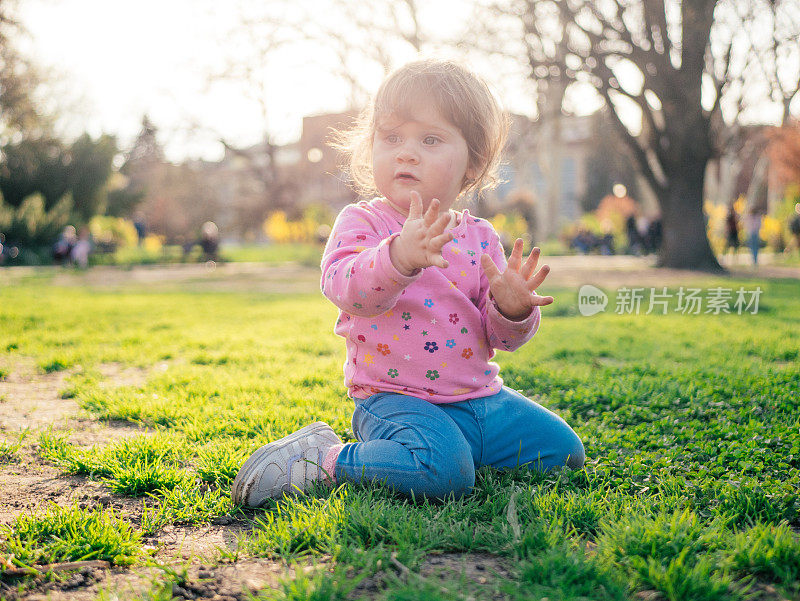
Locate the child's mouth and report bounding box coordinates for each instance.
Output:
[395,172,419,181]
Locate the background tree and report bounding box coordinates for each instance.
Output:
[0,0,56,143]
[580,108,642,214]
[0,137,69,207]
[0,0,120,251]
[196,4,306,238]
[709,0,800,208]
[0,134,118,220]
[767,122,800,185]
[303,0,427,105]
[181,0,433,238]
[107,116,160,218]
[112,117,221,242]
[720,0,800,126]
[480,0,800,271]
[66,133,118,221]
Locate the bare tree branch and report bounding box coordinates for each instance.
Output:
[599,86,667,194]
[643,0,671,58]
[721,0,800,125]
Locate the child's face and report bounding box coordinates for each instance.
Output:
[372,104,474,215]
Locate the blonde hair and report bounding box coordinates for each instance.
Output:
[330,59,510,199]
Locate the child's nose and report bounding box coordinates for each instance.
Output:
[395,143,419,164]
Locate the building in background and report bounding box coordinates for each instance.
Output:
[133,108,710,244]
[293,112,359,212]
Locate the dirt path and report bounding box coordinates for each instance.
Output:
[2,256,797,295]
[542,254,800,287]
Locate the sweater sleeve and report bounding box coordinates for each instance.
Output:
[477,232,541,352]
[321,204,422,317]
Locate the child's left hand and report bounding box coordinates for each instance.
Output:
[481,239,555,321]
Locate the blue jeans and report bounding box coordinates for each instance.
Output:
[334,386,585,500]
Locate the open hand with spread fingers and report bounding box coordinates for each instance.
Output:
[389,190,454,276]
[480,238,555,321]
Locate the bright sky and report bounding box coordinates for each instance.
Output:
[18,0,555,164]
[14,0,795,165]
[20,0,660,161]
[17,0,360,162]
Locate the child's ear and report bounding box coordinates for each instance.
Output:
[463,164,479,187]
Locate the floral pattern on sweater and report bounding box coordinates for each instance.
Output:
[321,197,541,403]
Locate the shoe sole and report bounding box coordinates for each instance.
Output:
[231,421,340,507]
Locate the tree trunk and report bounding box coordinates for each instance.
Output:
[655,0,722,273]
[543,114,563,239]
[538,78,567,240]
[656,160,724,272]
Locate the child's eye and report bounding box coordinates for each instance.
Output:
[423,136,440,145]
[386,134,400,144]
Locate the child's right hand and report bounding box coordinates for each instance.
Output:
[389,191,453,276]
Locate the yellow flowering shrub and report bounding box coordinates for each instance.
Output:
[143,234,163,252]
[88,216,138,249]
[490,212,528,246]
[263,211,315,244]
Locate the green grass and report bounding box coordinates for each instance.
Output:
[220,242,324,266]
[0,272,798,599]
[0,439,22,463]
[87,242,324,267]
[0,429,28,464]
[2,504,142,568]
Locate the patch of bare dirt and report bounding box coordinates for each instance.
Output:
[0,360,154,527]
[8,551,513,601]
[145,521,251,562]
[1,456,95,527]
[0,445,152,529]
[1,558,329,601]
[0,359,77,433]
[348,551,514,599]
[0,359,150,435]
[418,552,514,597]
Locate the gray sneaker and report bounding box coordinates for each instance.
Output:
[231,422,342,507]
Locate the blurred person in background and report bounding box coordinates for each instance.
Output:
[724,204,740,264]
[133,211,147,246]
[52,225,77,265]
[200,221,219,262]
[70,226,92,268]
[570,226,597,254]
[0,233,19,264]
[744,208,763,266]
[645,214,662,255]
[625,214,644,255]
[789,203,800,256]
[636,214,650,254]
[598,220,615,255]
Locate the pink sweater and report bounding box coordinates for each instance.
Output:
[321,197,541,403]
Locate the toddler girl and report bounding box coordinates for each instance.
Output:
[232,59,585,506]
